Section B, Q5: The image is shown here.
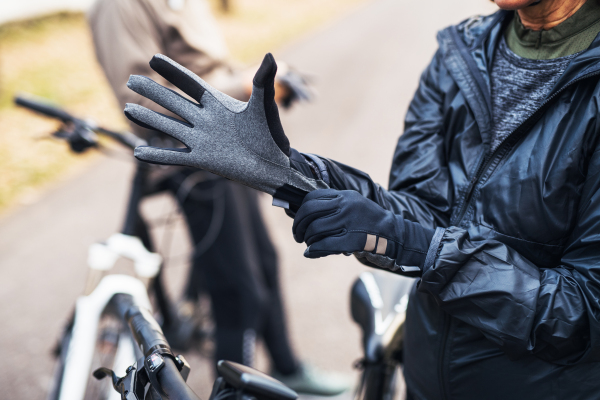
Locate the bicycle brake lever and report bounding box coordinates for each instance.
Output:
[94,363,143,400]
[94,353,190,399]
[93,367,123,389]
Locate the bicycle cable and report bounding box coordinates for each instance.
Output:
[157,171,226,270]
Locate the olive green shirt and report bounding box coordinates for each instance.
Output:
[505,0,600,59]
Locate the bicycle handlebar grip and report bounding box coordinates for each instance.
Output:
[126,306,171,357]
[14,95,74,123]
[158,358,201,400]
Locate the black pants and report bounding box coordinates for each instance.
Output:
[162,169,298,373]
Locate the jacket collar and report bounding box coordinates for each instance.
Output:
[438,9,600,144]
[452,9,600,93]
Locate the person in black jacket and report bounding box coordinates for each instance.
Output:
[292,1,600,398]
[126,0,600,398]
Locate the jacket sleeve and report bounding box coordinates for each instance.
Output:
[88,0,245,138]
[419,146,600,364]
[313,49,452,231]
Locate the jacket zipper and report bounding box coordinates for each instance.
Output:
[438,314,451,400]
[452,69,600,226]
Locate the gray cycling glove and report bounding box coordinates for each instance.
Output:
[126,53,328,207]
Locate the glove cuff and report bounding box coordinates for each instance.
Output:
[288,148,330,185]
[302,153,330,186]
[289,148,317,178]
[422,227,446,274]
[392,218,435,272]
[352,216,435,277]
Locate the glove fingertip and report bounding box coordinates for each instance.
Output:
[149,54,207,104]
[126,74,143,89]
[149,54,177,74]
[126,75,135,89]
[303,246,327,259]
[123,102,137,113]
[133,146,154,162]
[124,104,155,132]
[253,53,277,88]
[126,75,156,97]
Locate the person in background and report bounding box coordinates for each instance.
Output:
[87,0,349,395]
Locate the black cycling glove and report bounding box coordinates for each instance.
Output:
[292,189,435,276]
[126,53,328,209]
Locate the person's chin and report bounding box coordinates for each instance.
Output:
[494,0,539,10]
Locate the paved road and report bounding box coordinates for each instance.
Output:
[0,0,497,398]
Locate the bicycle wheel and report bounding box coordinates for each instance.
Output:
[84,305,138,400]
[48,298,140,400]
[46,318,74,400]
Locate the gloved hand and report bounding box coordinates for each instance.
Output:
[292,189,435,275]
[126,53,328,208]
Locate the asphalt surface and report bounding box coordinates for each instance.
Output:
[0,0,497,398]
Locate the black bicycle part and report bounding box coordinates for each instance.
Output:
[15,95,74,122]
[157,356,196,400]
[216,360,298,400]
[355,362,398,400]
[14,94,146,151]
[277,69,312,109]
[94,295,148,399]
[93,359,146,400]
[127,305,171,358]
[95,296,297,400]
[95,293,198,400]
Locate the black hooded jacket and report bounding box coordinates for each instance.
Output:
[318,11,600,399]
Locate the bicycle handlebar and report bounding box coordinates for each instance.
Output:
[126,305,171,357]
[126,306,200,400]
[14,94,147,150]
[158,357,200,400]
[15,95,75,123]
[108,294,199,400]
[97,127,147,150]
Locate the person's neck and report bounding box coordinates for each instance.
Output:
[518,0,588,30]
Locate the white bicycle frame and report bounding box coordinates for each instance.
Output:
[58,233,162,400]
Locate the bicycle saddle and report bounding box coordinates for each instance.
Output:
[350,271,415,363]
[215,360,298,400]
